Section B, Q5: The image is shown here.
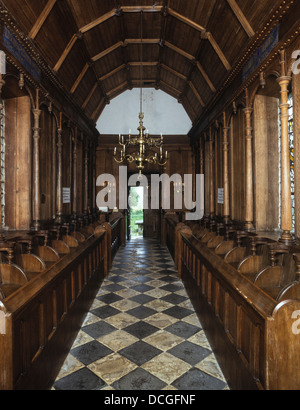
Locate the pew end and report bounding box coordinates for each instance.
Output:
[0,263,29,299]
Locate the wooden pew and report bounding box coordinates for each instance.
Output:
[236,236,275,282]
[254,247,299,300]
[177,229,300,390]
[0,241,29,300]
[0,230,108,390]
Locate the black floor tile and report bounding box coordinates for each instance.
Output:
[54,367,106,390]
[163,306,194,319]
[127,306,157,319]
[165,321,201,339]
[112,367,167,390]
[129,294,156,305]
[82,321,117,339]
[131,284,154,293]
[119,341,162,366]
[161,293,187,305]
[71,340,113,365]
[97,293,123,304]
[124,321,159,339]
[172,368,227,390]
[160,283,182,292]
[167,341,211,366]
[91,305,121,319]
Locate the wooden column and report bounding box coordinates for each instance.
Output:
[92,142,96,215]
[84,139,89,215]
[209,127,215,218]
[31,89,41,231]
[0,73,5,238]
[199,137,204,175]
[294,65,300,238]
[244,89,254,231]
[277,50,294,244]
[55,112,63,224]
[223,112,230,224]
[72,128,78,219]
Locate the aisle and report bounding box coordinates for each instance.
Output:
[53,238,228,390]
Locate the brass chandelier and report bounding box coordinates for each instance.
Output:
[113,12,168,174]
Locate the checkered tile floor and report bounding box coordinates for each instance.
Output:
[53,238,228,390]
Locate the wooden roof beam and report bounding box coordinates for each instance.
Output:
[107,81,128,98]
[80,9,116,34]
[161,64,187,81]
[99,64,127,82]
[79,6,162,34]
[164,41,194,61]
[121,5,163,13]
[82,82,98,110]
[167,8,205,32]
[70,63,89,94]
[205,32,231,71]
[166,8,231,71]
[28,0,57,39]
[53,33,79,72]
[91,41,124,62]
[196,62,216,92]
[91,98,106,122]
[226,0,255,38]
[159,80,181,98]
[189,81,205,107]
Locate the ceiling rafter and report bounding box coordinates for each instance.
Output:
[91,41,124,63]
[196,61,216,92]
[167,6,231,70]
[70,37,215,99]
[202,32,231,70]
[226,0,255,38]
[53,33,79,72]
[52,5,230,77]
[107,81,128,98]
[167,8,205,32]
[70,62,89,94]
[27,0,235,119]
[99,64,127,82]
[82,81,98,110]
[161,64,187,81]
[28,0,57,39]
[91,97,106,123]
[189,81,205,107]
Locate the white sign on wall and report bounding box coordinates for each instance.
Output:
[63,187,71,204]
[218,188,224,204]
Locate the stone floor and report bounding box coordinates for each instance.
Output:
[52,238,228,391]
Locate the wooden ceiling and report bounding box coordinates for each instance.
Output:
[0,0,286,128]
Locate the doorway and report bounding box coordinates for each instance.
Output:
[129,186,144,238]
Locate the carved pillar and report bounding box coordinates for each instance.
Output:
[277,50,294,244]
[209,127,215,218]
[92,141,96,215]
[31,89,41,231]
[243,89,254,231]
[223,112,230,224]
[84,139,89,215]
[294,64,300,238]
[0,73,5,239]
[72,128,78,219]
[55,112,63,224]
[199,137,204,175]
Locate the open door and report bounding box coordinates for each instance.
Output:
[129,186,144,238]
